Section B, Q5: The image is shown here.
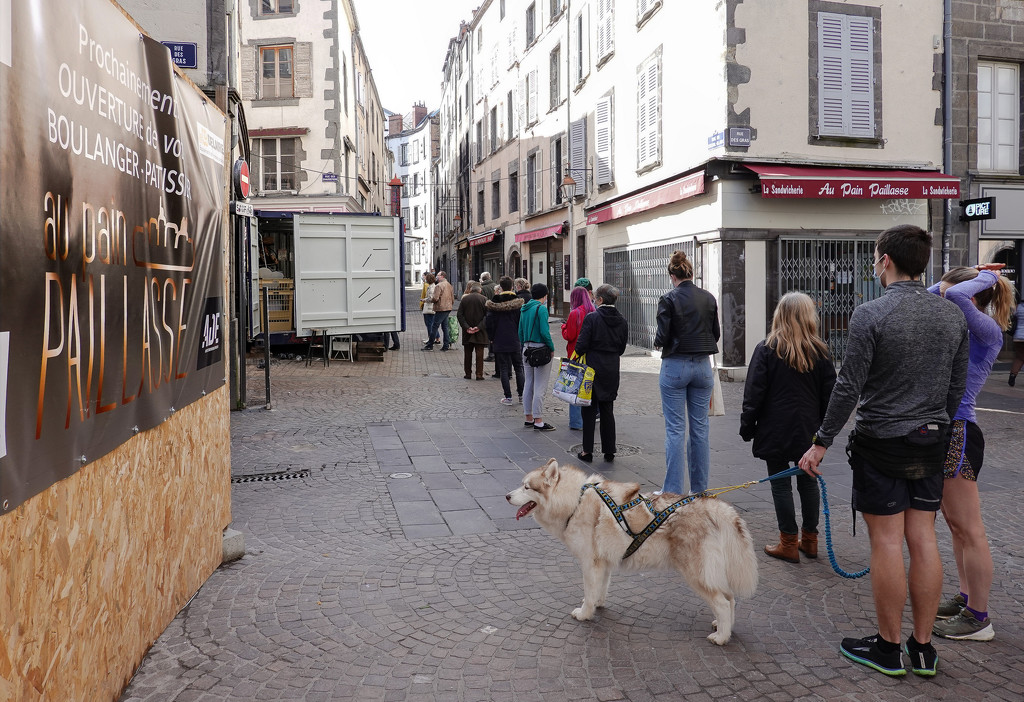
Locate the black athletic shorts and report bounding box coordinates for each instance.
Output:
[850,454,944,515]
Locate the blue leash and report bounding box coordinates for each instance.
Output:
[761,466,869,579]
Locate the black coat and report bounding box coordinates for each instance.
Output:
[485,291,524,353]
[654,280,720,357]
[574,306,629,401]
[739,340,837,462]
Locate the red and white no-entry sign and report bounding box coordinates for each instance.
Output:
[233,159,250,200]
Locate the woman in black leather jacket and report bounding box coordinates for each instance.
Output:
[653,250,720,495]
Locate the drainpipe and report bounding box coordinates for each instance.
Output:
[941,0,953,273]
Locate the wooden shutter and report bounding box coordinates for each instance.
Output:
[596,0,608,59]
[528,69,539,124]
[294,42,313,98]
[595,96,612,185]
[817,13,874,138]
[508,22,517,68]
[518,76,526,132]
[240,45,256,101]
[847,16,874,136]
[569,116,587,191]
[637,58,659,167]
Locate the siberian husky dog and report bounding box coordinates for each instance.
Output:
[506,459,758,644]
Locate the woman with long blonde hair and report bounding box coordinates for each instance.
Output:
[929,264,1015,641]
[740,292,836,562]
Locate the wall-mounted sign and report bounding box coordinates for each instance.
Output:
[960,196,996,221]
[728,127,752,147]
[322,172,338,182]
[233,159,250,199]
[707,131,725,150]
[161,41,198,69]
[233,201,254,217]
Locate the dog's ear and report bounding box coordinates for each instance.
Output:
[541,458,560,486]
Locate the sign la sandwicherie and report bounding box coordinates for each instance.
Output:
[761,178,960,199]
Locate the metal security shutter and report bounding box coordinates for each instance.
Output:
[778,237,882,363]
[604,239,696,349]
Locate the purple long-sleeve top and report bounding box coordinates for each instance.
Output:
[928,270,1002,423]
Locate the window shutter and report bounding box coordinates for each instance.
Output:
[294,42,313,98]
[241,45,256,101]
[550,138,558,203]
[596,0,607,59]
[508,22,517,68]
[580,8,590,81]
[637,64,650,165]
[518,77,526,132]
[847,16,874,137]
[638,0,650,18]
[569,116,587,191]
[570,16,578,85]
[534,157,543,213]
[644,60,659,164]
[528,69,539,124]
[603,0,615,57]
[492,45,499,87]
[818,13,874,138]
[595,96,612,185]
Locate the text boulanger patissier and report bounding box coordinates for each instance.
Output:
[45,24,191,199]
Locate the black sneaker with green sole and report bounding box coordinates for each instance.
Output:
[840,634,906,677]
[903,640,939,677]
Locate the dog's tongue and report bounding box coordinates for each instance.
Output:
[515,502,536,521]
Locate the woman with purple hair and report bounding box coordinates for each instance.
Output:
[561,285,597,430]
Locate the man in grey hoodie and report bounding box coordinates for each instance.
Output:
[800,225,968,679]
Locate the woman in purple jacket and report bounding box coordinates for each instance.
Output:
[929,264,1015,642]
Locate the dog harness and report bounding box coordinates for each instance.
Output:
[577,483,707,560]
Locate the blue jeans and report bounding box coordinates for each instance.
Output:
[659,355,714,494]
[569,403,582,429]
[427,310,451,349]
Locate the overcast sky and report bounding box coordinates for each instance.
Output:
[355,0,481,115]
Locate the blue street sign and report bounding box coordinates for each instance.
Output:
[161,42,198,69]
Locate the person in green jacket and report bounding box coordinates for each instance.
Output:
[519,283,556,431]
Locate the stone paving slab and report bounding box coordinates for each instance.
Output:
[121,292,1024,701]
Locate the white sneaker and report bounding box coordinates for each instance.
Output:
[499,397,514,405]
[652,490,664,496]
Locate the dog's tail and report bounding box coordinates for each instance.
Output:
[725,514,759,598]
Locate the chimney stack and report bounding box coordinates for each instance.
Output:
[413,102,427,127]
[388,113,405,136]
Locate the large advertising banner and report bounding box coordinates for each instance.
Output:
[0,0,226,514]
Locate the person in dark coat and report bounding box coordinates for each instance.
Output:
[740,291,837,563]
[574,284,629,462]
[457,282,490,379]
[486,276,525,404]
[514,277,532,302]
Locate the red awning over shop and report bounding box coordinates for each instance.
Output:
[249,126,310,137]
[468,230,498,246]
[515,223,563,243]
[746,164,961,199]
[586,171,706,225]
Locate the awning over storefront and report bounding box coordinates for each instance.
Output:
[469,229,500,246]
[746,164,961,199]
[249,126,310,137]
[515,223,564,243]
[586,171,706,225]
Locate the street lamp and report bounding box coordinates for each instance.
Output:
[559,174,578,202]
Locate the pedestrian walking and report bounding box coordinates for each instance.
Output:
[573,284,628,462]
[561,286,597,431]
[480,271,496,300]
[799,225,969,679]
[1009,298,1024,387]
[654,250,720,495]
[423,271,454,351]
[928,265,1015,642]
[740,292,836,563]
[519,282,556,431]
[420,273,441,346]
[486,276,526,404]
[457,282,489,379]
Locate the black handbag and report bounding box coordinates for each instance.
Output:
[523,310,552,366]
[525,345,553,367]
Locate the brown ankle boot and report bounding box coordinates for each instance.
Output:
[764,532,800,563]
[798,529,818,559]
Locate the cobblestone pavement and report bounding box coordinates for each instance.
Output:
[121,291,1024,701]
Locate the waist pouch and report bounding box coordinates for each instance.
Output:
[847,424,949,480]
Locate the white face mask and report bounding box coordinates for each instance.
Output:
[872,254,886,283]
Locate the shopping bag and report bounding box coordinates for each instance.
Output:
[709,359,725,416]
[447,315,460,343]
[552,355,595,406]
